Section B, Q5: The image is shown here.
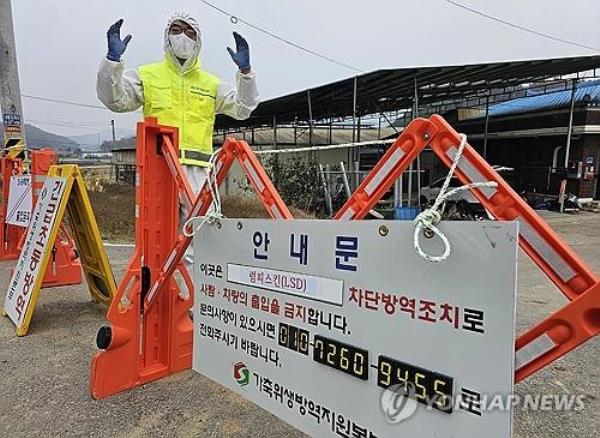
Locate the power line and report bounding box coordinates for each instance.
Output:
[25,137,80,144]
[28,119,108,127]
[27,120,110,130]
[22,93,143,115]
[198,0,364,73]
[443,0,600,52]
[28,124,106,134]
[27,118,110,126]
[21,94,108,110]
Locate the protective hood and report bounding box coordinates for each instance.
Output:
[164,11,202,74]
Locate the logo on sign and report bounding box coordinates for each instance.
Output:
[233,361,250,387]
[380,383,419,423]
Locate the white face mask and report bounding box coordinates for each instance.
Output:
[169,33,196,60]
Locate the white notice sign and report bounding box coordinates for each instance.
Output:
[6,175,32,227]
[193,219,518,438]
[4,176,68,328]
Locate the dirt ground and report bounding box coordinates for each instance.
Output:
[1,211,599,437]
[87,184,135,242]
[88,185,312,242]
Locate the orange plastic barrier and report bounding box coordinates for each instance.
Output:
[335,114,600,383]
[90,118,291,399]
[40,225,82,287]
[0,155,25,260]
[2,149,82,289]
[25,149,82,287]
[35,150,82,287]
[29,148,57,196]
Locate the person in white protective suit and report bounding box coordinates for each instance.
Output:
[97,12,259,280]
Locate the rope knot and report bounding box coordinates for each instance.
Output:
[182,148,225,238]
[410,133,499,262]
[413,208,449,263]
[412,133,467,263]
[414,209,441,230]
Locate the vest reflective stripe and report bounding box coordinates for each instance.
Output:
[138,58,220,167]
[179,149,212,163]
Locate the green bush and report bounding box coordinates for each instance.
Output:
[262,155,327,216]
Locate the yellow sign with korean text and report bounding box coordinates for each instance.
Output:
[2,165,116,336]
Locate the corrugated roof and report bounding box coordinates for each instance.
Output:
[486,80,600,117]
[216,55,600,130]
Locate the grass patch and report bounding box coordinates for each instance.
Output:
[88,186,313,242]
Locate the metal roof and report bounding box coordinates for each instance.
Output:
[216,55,600,130]
[485,79,600,118]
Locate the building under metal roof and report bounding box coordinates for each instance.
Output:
[216,55,600,130]
[481,79,600,119]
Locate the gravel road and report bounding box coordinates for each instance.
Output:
[1,212,598,437]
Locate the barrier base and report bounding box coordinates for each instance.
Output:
[39,226,82,287]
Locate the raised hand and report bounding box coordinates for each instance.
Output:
[106,19,132,62]
[227,32,250,72]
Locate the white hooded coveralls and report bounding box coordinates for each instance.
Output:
[96,12,259,275]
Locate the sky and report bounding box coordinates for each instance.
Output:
[9,0,600,139]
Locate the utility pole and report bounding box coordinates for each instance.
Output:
[111,119,116,146]
[560,79,577,213]
[0,0,26,151]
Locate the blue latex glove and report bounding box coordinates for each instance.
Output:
[227,32,251,72]
[106,19,132,62]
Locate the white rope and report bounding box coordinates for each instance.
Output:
[182,148,225,237]
[413,134,498,262]
[254,138,396,155]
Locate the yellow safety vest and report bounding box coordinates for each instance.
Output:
[138,57,220,167]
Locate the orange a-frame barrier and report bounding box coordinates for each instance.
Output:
[335,114,600,383]
[29,149,82,288]
[0,154,24,260]
[1,149,81,287]
[90,118,292,399]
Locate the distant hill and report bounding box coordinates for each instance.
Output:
[23,124,79,152]
[69,128,136,151]
[1,123,137,154]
